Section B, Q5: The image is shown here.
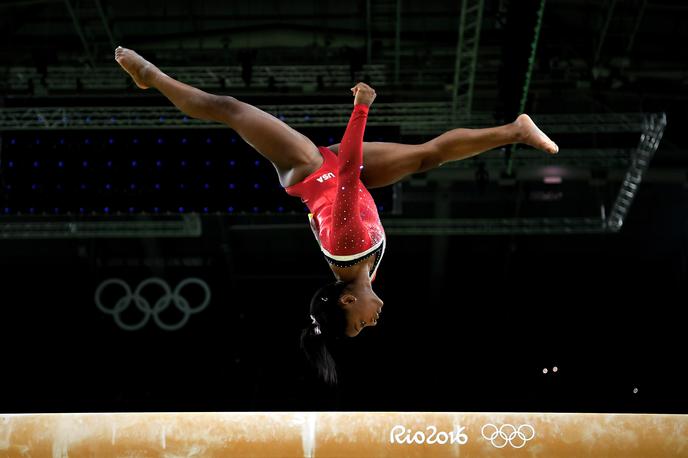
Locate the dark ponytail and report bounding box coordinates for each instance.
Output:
[300,280,349,385]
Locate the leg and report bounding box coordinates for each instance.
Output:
[329,115,558,189]
[114,47,321,187]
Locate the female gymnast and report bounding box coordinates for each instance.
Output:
[115,46,558,384]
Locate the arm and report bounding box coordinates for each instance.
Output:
[336,103,369,186]
[336,82,375,185]
[330,83,376,255]
[330,103,371,255]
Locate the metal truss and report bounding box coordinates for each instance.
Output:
[397,112,667,235]
[0,106,664,237]
[429,147,633,172]
[6,64,387,92]
[594,0,619,64]
[0,215,201,239]
[524,112,645,134]
[451,0,485,121]
[223,215,607,235]
[606,112,666,231]
[0,104,646,135]
[383,217,607,235]
[64,0,95,67]
[365,0,400,68]
[94,0,116,50]
[0,102,462,132]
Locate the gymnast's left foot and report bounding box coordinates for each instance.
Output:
[514,113,559,155]
[114,46,158,90]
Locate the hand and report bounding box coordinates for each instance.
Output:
[351,82,376,107]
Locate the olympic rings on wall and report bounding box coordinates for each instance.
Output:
[95,277,211,331]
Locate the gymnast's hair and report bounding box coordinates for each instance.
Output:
[300,280,349,385]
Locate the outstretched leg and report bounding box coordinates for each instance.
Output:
[114,46,321,187]
[329,116,559,189]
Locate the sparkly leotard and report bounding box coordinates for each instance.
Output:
[284,104,385,281]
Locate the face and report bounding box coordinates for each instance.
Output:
[339,284,384,337]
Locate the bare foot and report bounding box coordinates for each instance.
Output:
[114,46,157,89]
[514,114,559,155]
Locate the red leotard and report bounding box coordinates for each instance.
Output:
[285,104,385,281]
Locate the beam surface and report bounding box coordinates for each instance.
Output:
[0,412,686,457]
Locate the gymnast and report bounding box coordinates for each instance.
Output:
[115,46,558,384]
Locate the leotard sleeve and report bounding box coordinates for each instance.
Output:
[330,103,370,256]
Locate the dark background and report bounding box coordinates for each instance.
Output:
[0,0,687,413]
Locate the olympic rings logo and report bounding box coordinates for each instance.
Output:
[481,423,535,449]
[95,278,211,331]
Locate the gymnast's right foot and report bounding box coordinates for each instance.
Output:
[514,113,559,155]
[114,46,157,89]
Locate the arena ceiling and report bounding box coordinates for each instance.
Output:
[1,1,685,72]
[0,0,686,208]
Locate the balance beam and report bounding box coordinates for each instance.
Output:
[1,412,686,457]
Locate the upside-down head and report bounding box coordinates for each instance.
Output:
[300,280,384,384]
